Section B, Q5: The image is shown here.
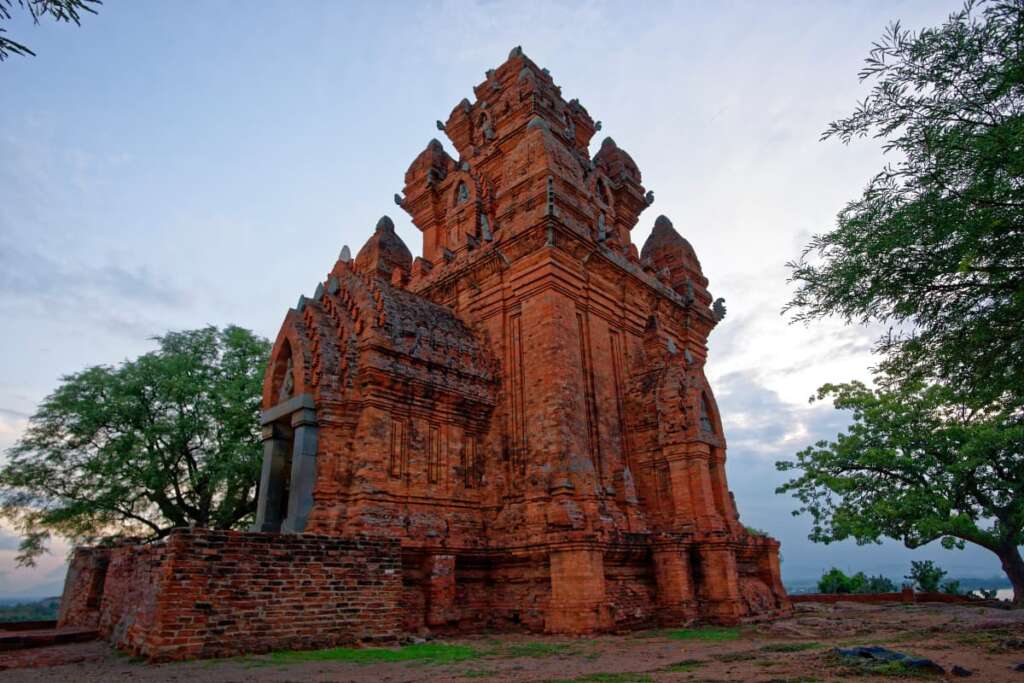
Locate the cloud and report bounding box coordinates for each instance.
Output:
[0,240,197,339]
[716,368,852,461]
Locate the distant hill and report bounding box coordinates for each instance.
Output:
[0,596,60,622]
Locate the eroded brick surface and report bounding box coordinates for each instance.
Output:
[60,530,400,661]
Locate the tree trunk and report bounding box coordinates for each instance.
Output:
[996,543,1024,607]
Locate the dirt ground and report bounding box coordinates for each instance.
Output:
[3,602,1024,682]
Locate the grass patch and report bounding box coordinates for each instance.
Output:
[654,626,741,642]
[265,642,482,665]
[662,658,705,672]
[827,652,940,679]
[500,641,577,658]
[760,641,823,652]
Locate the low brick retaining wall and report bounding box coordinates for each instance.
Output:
[791,588,974,604]
[0,621,56,632]
[58,528,402,661]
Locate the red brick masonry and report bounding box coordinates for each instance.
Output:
[61,46,792,661]
[59,529,401,661]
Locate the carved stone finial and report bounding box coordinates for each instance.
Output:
[713,298,727,321]
[436,120,446,131]
[376,215,395,233]
[508,45,523,59]
[339,245,352,263]
[393,193,404,206]
[595,121,602,131]
[645,190,655,206]
[527,116,549,131]
[313,283,324,300]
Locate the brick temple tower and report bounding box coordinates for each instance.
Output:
[254,47,791,633]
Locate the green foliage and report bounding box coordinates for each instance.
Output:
[0,326,270,566]
[817,567,898,594]
[0,0,100,60]
[777,378,1024,602]
[905,560,946,592]
[786,0,1024,408]
[781,0,1024,605]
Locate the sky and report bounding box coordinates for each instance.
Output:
[0,0,1003,600]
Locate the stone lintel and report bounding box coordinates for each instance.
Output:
[261,393,316,425]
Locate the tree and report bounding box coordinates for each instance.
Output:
[786,0,1024,407]
[0,0,100,61]
[0,326,270,566]
[778,379,1024,604]
[906,560,947,592]
[780,0,1024,606]
[817,567,898,594]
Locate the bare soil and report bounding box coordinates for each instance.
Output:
[3,602,1024,682]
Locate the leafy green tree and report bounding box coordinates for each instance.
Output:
[818,568,854,594]
[0,0,100,61]
[0,326,270,566]
[906,560,947,592]
[786,0,1024,407]
[778,380,1024,604]
[780,1,1024,606]
[862,574,899,594]
[817,567,898,594]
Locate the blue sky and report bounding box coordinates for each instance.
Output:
[0,0,1002,599]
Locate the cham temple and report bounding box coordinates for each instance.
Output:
[58,47,791,660]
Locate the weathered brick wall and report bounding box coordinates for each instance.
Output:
[605,562,658,629]
[60,529,402,661]
[57,547,109,629]
[99,542,167,654]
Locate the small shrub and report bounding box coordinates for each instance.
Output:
[817,567,897,594]
[906,561,946,593]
